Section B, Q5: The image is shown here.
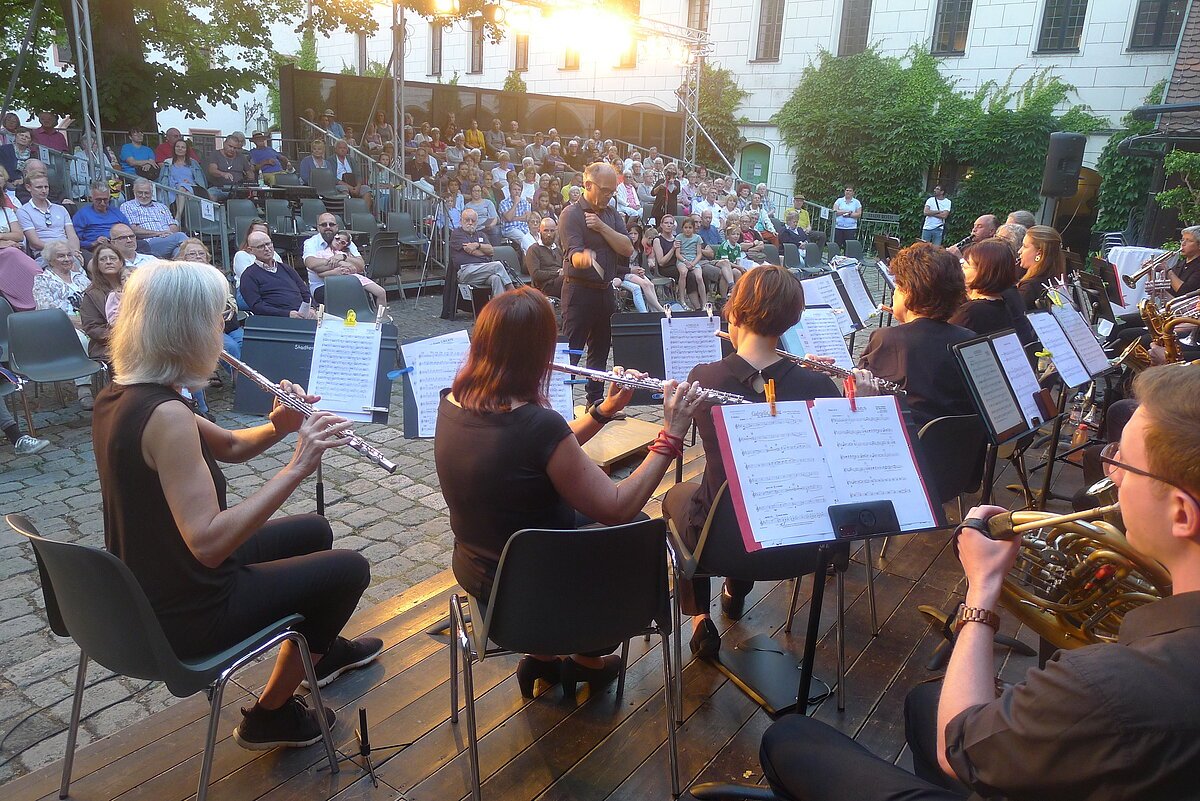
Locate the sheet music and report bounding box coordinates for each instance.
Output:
[877,260,895,288]
[991,332,1044,428]
[400,330,471,437]
[309,321,382,423]
[957,340,1024,438]
[1027,312,1090,388]
[811,396,938,533]
[836,265,877,324]
[714,402,839,549]
[801,275,854,335]
[547,342,575,421]
[781,307,853,371]
[660,315,722,384]
[1050,304,1110,377]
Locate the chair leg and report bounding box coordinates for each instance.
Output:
[195,677,227,801]
[462,650,483,801]
[670,580,684,724]
[863,540,879,637]
[616,639,630,700]
[19,390,35,436]
[58,651,88,799]
[784,576,802,633]
[449,598,460,724]
[835,569,847,712]
[659,630,681,799]
[290,633,339,775]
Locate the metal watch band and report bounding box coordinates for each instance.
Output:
[956,606,1000,632]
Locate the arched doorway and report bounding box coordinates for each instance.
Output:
[739,143,771,185]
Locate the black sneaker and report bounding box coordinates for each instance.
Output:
[302,636,384,689]
[233,695,335,750]
[689,618,721,658]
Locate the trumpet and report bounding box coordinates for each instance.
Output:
[219,351,398,473]
[1123,249,1179,289]
[547,363,751,404]
[715,331,907,396]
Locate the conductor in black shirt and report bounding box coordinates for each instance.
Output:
[558,163,633,407]
[855,241,975,429]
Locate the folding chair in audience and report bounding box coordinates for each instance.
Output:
[7,309,106,434]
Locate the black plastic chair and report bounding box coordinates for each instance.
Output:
[825,242,842,260]
[5,514,338,801]
[387,212,431,249]
[449,519,679,801]
[844,239,864,262]
[7,309,106,433]
[299,198,328,231]
[782,243,801,270]
[344,197,373,221]
[0,294,15,362]
[323,274,376,319]
[308,167,348,201]
[272,173,303,188]
[225,198,259,223]
[366,231,403,294]
[492,244,524,285]
[803,242,823,270]
[761,243,781,266]
[264,198,291,228]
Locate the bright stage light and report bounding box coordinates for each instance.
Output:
[544,6,634,60]
[433,0,460,15]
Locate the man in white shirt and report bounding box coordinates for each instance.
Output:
[303,213,366,305]
[831,185,862,249]
[491,152,514,191]
[524,132,549,167]
[107,223,155,268]
[921,185,951,245]
[16,173,79,264]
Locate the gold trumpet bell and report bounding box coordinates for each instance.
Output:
[1115,340,1153,373]
[1000,504,1171,651]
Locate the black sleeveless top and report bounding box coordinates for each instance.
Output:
[92,383,234,627]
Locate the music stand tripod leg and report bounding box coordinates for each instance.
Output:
[1035,389,1070,511]
[796,544,831,713]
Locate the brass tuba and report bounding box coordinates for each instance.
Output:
[995,495,1171,650]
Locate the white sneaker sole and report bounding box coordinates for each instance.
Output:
[301,643,384,689]
[232,728,324,751]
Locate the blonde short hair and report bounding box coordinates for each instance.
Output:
[41,240,74,264]
[112,261,228,390]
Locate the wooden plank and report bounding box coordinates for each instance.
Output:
[581,417,661,473]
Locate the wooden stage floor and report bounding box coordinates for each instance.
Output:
[3,443,1082,801]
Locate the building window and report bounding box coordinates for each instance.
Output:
[470,17,484,74]
[688,0,711,30]
[515,34,529,71]
[1129,0,1186,50]
[356,32,368,74]
[564,47,580,70]
[839,0,873,56]
[617,39,637,69]
[755,0,785,61]
[1037,0,1088,53]
[931,0,973,55]
[430,23,442,76]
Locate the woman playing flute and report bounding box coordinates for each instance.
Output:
[661,265,842,658]
[92,260,381,751]
[434,286,703,700]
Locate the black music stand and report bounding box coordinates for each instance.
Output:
[610,310,732,405]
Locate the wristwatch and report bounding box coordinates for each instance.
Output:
[955,605,1000,633]
[588,403,615,425]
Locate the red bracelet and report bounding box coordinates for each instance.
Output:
[657,428,683,447]
[649,431,684,459]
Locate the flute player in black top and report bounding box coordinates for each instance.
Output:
[557,162,632,408]
[662,265,841,657]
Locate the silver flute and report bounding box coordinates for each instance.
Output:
[548,363,752,404]
[219,351,398,473]
[715,331,907,396]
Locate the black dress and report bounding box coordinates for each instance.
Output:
[434,391,575,600]
[858,318,976,430]
[949,297,1013,337]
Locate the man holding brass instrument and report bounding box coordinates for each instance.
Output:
[760,365,1200,800]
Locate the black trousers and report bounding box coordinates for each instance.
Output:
[833,227,857,249]
[760,681,969,801]
[169,514,370,659]
[562,280,615,405]
[661,481,754,616]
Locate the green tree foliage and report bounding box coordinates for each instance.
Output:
[1155,149,1200,227]
[1094,81,1166,236]
[689,61,747,172]
[502,70,528,94]
[773,48,1104,240]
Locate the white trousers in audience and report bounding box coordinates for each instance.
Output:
[458,261,514,297]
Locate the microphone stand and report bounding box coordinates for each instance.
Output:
[328,707,413,788]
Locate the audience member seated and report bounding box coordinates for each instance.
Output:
[205,135,254,202]
[79,243,126,363]
[118,128,158,181]
[303,213,366,305]
[674,217,708,310]
[31,112,68,152]
[564,140,587,172]
[525,132,549,166]
[153,127,194,162]
[232,220,280,289]
[107,223,155,268]
[319,108,345,139]
[158,138,208,211]
[499,174,535,252]
[616,169,643,221]
[297,138,330,186]
[120,179,188,258]
[362,124,384,156]
[0,112,18,146]
[17,172,79,264]
[248,131,290,184]
[524,217,564,298]
[33,239,94,409]
[505,121,526,153]
[778,209,809,247]
[451,209,516,297]
[618,224,666,313]
[73,181,131,253]
[464,183,501,244]
[445,133,467,166]
[950,237,1026,337]
[0,127,33,190]
[241,231,314,317]
[0,172,43,311]
[332,140,374,211]
[543,142,567,172]
[71,135,119,200]
[405,145,433,183]
[855,241,974,428]
[1017,224,1065,310]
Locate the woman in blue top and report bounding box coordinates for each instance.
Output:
[119,128,157,181]
[158,138,208,212]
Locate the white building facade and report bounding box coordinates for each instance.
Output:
[310,0,1185,195]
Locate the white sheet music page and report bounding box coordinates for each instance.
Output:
[781,307,853,370]
[992,332,1044,428]
[660,315,722,384]
[547,342,575,421]
[810,396,938,532]
[713,402,839,549]
[1027,312,1090,388]
[801,275,854,335]
[400,330,471,437]
[309,321,382,423]
[1050,304,1110,378]
[836,265,878,324]
[956,339,1024,438]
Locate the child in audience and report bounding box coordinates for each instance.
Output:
[674,218,708,310]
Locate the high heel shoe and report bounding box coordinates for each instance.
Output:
[516,656,562,698]
[560,655,622,703]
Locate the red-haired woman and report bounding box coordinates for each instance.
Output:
[434,287,702,699]
[950,237,1035,344]
[661,265,841,657]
